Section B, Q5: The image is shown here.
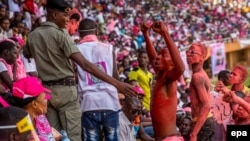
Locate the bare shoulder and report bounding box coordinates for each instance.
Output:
[192,71,210,91]
[192,73,206,83]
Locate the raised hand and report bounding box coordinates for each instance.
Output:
[141,22,152,34]
[224,91,240,103]
[152,21,168,35]
[116,82,137,97]
[215,81,230,94]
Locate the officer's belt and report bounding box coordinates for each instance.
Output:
[42,78,76,86]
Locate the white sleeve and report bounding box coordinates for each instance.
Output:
[0,61,8,73]
[21,54,37,73]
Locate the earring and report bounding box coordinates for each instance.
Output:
[37,106,45,115]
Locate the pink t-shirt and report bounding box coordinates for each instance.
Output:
[16,56,26,80]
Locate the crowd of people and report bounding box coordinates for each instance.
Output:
[0,0,250,141]
[72,0,250,49]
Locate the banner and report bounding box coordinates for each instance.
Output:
[210,42,226,75]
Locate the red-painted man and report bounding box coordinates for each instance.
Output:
[186,43,214,141]
[141,21,185,141]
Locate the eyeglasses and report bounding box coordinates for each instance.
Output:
[186,50,202,56]
[130,109,141,115]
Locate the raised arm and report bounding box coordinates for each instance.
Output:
[190,74,211,140]
[227,91,250,115]
[234,95,250,115]
[141,22,157,66]
[216,81,250,114]
[152,21,184,80]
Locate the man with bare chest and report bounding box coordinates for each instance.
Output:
[186,43,215,141]
[141,21,185,141]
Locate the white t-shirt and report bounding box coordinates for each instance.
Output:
[21,54,37,73]
[0,61,7,73]
[8,0,20,12]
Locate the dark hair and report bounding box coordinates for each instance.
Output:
[14,12,20,17]
[0,4,6,9]
[0,17,9,24]
[70,13,80,21]
[0,40,16,55]
[13,21,24,28]
[218,70,230,80]
[235,91,246,99]
[180,116,192,123]
[0,93,36,108]
[8,37,18,43]
[0,106,28,138]
[32,18,42,31]
[78,18,97,37]
[138,49,147,58]
[230,91,246,109]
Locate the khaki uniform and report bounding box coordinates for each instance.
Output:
[24,22,81,141]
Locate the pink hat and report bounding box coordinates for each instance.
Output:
[133,86,145,96]
[15,37,25,48]
[12,77,51,100]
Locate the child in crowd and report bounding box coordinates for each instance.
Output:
[9,37,26,80]
[0,39,17,91]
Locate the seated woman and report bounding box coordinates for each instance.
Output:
[0,40,17,91]
[5,77,62,141]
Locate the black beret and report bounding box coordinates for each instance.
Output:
[46,0,72,13]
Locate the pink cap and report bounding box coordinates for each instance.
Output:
[12,77,51,100]
[16,37,25,47]
[133,86,145,96]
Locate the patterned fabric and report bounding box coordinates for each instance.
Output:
[34,115,55,141]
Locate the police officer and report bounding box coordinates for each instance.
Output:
[23,0,136,140]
